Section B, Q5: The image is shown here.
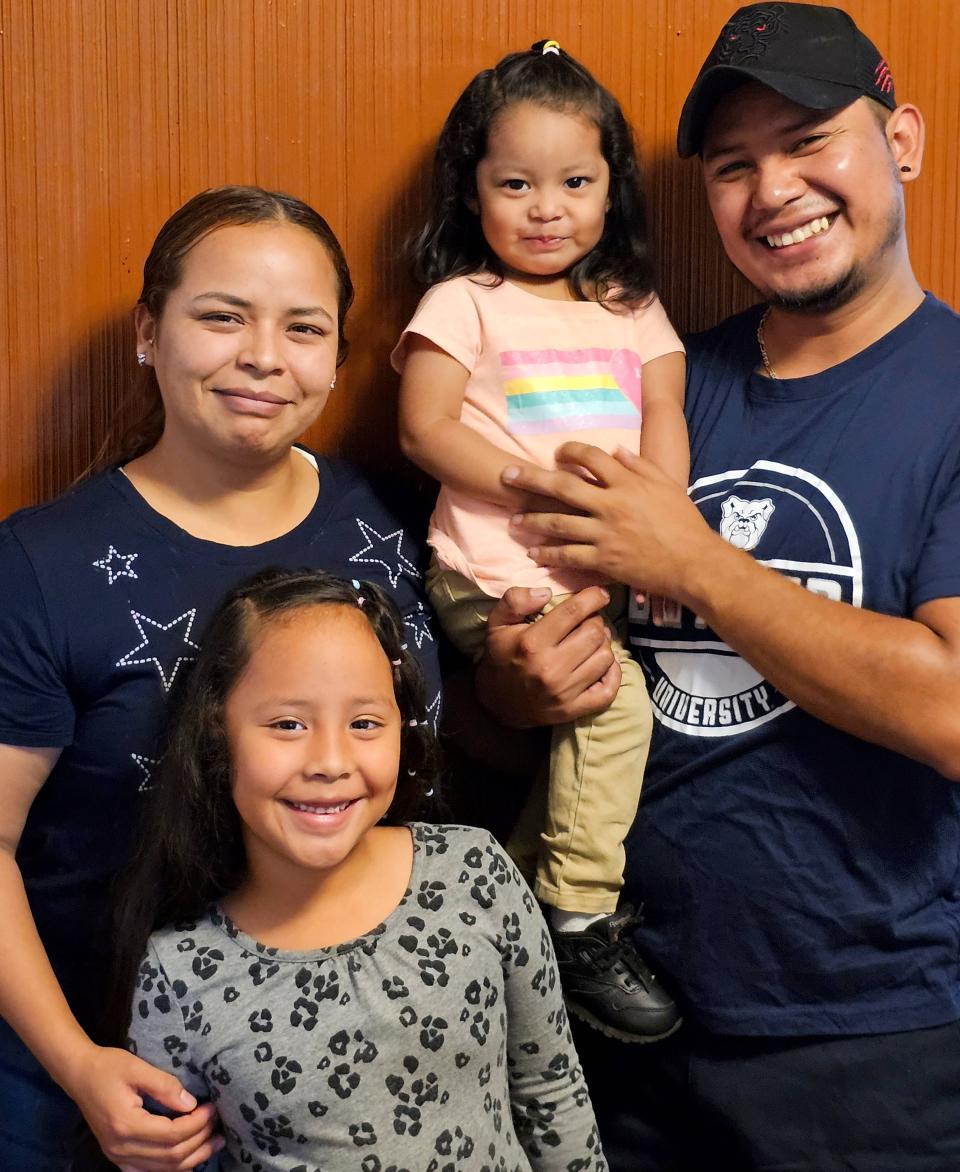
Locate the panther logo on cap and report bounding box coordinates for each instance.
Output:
[716,4,786,66]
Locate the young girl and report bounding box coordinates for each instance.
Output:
[393,41,687,1044]
[111,568,605,1171]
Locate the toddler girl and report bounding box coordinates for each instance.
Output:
[110,569,605,1170]
[393,41,687,1043]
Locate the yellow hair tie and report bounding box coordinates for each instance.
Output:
[542,39,561,55]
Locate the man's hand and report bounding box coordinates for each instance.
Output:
[504,443,716,603]
[476,585,620,727]
[67,1045,223,1171]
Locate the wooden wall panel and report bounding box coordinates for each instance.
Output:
[2,0,958,514]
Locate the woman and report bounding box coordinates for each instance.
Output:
[0,186,440,1171]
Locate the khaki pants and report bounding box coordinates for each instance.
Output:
[427,560,652,913]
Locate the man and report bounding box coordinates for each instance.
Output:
[480,4,960,1167]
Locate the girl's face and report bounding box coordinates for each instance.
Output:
[135,221,341,464]
[472,101,611,288]
[225,605,402,883]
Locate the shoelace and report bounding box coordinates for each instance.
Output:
[585,907,653,985]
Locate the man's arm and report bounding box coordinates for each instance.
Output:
[504,442,960,779]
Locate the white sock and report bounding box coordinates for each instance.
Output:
[550,908,606,934]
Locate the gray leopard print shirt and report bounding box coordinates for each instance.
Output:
[128,823,606,1171]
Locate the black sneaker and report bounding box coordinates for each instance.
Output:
[550,905,681,1044]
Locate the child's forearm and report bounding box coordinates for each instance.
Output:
[639,399,690,486]
[402,417,541,508]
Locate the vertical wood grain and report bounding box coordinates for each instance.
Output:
[2,0,958,513]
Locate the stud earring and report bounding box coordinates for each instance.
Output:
[900,165,912,173]
[329,375,337,390]
[136,352,147,367]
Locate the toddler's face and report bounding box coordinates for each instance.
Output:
[472,102,610,289]
[225,605,401,883]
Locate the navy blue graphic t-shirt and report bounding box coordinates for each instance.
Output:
[0,452,440,1030]
[627,295,960,1036]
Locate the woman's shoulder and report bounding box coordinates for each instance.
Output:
[2,469,119,542]
[316,447,405,508]
[0,470,131,592]
[312,452,430,553]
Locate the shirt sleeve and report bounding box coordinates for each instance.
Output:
[910,450,960,608]
[128,940,209,1104]
[634,295,686,366]
[390,278,484,374]
[0,527,75,747]
[480,836,607,1171]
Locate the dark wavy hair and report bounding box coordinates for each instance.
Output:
[103,568,441,1047]
[93,185,355,473]
[412,40,655,308]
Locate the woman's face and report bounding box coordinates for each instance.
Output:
[136,221,341,463]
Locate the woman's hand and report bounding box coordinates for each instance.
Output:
[66,1045,223,1171]
[504,443,714,600]
[476,585,621,727]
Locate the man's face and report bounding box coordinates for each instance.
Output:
[700,84,905,312]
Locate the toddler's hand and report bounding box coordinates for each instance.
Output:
[634,592,677,626]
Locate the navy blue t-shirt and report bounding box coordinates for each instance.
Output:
[627,295,960,1036]
[0,452,440,1030]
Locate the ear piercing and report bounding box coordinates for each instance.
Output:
[900,165,912,173]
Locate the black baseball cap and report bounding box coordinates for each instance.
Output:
[677,3,897,157]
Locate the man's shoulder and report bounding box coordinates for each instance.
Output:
[910,293,960,346]
[683,303,765,363]
[918,291,960,323]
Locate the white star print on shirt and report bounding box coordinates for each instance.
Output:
[116,609,199,691]
[92,545,139,585]
[426,690,442,732]
[404,603,434,650]
[131,753,159,792]
[349,519,420,588]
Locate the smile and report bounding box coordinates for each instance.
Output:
[215,388,289,404]
[764,216,832,249]
[284,798,357,815]
[214,388,291,417]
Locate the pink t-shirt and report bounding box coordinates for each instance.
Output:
[392,275,684,597]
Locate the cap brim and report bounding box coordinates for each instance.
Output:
[677,65,863,157]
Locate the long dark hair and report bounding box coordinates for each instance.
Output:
[93,186,355,473]
[412,40,655,308]
[103,569,441,1047]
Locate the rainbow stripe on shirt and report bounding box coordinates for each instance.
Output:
[501,347,643,436]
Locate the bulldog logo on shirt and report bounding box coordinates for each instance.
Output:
[631,460,863,737]
[719,496,775,551]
